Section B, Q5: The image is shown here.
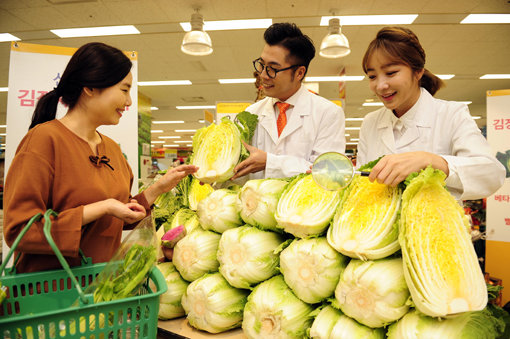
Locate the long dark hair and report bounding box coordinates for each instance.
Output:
[29,42,132,129]
[362,27,444,95]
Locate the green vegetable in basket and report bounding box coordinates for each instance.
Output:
[93,244,157,302]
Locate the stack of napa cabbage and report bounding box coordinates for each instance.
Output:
[153,138,507,339]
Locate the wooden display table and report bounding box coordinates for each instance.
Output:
[158,318,247,338]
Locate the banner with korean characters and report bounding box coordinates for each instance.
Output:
[485,89,510,306]
[5,42,139,195]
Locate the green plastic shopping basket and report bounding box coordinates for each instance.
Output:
[0,210,167,339]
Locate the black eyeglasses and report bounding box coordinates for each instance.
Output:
[253,58,302,79]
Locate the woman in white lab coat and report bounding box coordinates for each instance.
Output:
[357,27,505,200]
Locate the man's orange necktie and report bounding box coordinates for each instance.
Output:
[276,102,290,137]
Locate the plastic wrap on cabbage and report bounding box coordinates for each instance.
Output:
[181,273,249,333]
[242,275,314,339]
[152,262,189,320]
[327,160,401,260]
[238,178,289,232]
[400,167,487,317]
[280,237,348,304]
[173,228,221,282]
[218,225,285,289]
[191,111,258,184]
[333,257,410,328]
[275,174,341,238]
[387,308,506,339]
[197,188,243,233]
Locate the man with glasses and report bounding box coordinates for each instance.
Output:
[232,23,346,180]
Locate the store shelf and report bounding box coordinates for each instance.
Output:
[158,318,246,339]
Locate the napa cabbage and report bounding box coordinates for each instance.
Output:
[275,174,341,238]
[242,275,314,339]
[188,178,214,211]
[217,226,285,289]
[172,228,221,282]
[161,208,201,234]
[280,237,348,304]
[400,167,487,317]
[197,188,243,233]
[238,178,289,232]
[191,111,258,184]
[181,272,249,333]
[327,160,401,260]
[387,308,506,339]
[333,257,410,328]
[153,262,189,320]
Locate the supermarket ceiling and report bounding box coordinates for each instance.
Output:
[1,0,510,145]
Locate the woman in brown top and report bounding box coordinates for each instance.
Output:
[3,42,197,273]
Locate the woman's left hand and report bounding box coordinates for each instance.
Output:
[369,151,449,187]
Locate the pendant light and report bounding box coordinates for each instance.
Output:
[181,10,213,56]
[319,18,350,58]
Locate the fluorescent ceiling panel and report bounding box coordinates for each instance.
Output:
[362,102,384,106]
[345,127,361,131]
[180,19,272,32]
[320,15,418,26]
[51,25,139,38]
[151,130,163,133]
[461,14,510,24]
[176,105,216,110]
[346,118,364,121]
[480,74,510,79]
[0,87,8,92]
[0,33,20,42]
[138,80,192,86]
[436,74,455,80]
[219,78,256,84]
[305,76,364,82]
[175,129,197,133]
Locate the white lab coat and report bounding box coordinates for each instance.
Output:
[358,88,505,200]
[246,85,346,179]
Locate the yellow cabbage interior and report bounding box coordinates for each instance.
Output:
[293,175,337,211]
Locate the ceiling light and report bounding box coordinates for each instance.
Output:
[320,15,418,26]
[51,25,140,38]
[151,106,159,110]
[218,78,256,84]
[480,74,510,79]
[181,11,213,56]
[176,105,216,109]
[151,140,164,144]
[345,127,361,131]
[350,138,360,141]
[151,130,164,133]
[153,121,185,124]
[458,101,472,105]
[436,74,455,80]
[164,144,180,147]
[0,87,8,92]
[151,145,154,148]
[175,129,197,133]
[174,140,191,143]
[181,18,272,31]
[472,116,482,120]
[304,76,364,82]
[158,136,181,139]
[319,18,350,58]
[0,33,20,42]
[345,134,350,137]
[461,14,510,24]
[138,80,192,86]
[362,102,384,106]
[346,142,358,145]
[346,118,364,121]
